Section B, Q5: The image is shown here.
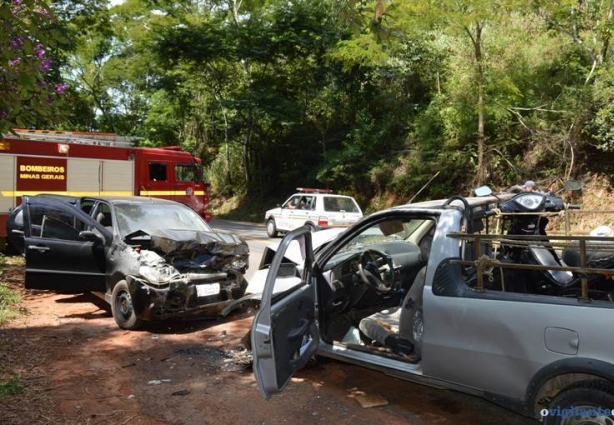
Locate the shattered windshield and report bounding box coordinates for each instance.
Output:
[114,203,212,238]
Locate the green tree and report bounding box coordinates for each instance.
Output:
[0,0,67,134]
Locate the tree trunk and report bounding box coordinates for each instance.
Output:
[473,22,486,185]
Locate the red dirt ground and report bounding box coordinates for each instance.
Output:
[0,260,534,425]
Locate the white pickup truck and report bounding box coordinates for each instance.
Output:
[250,188,614,425]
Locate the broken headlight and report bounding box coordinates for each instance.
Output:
[139,264,180,285]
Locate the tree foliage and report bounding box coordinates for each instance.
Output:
[8,0,614,210]
[0,0,68,134]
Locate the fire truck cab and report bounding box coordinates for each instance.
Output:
[1,129,211,252]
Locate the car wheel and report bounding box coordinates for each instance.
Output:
[543,380,614,425]
[111,280,143,330]
[266,219,278,238]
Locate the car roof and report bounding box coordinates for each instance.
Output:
[28,194,184,207]
[81,196,185,207]
[293,193,355,198]
[385,193,514,213]
[27,194,79,202]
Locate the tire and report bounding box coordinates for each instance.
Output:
[266,219,278,238]
[543,379,614,425]
[111,280,143,330]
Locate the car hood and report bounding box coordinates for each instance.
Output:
[127,229,249,272]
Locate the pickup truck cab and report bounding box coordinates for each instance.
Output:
[250,192,614,424]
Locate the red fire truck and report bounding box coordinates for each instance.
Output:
[0,129,212,249]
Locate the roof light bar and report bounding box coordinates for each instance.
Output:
[296,187,333,193]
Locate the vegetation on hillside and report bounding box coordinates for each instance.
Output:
[3,0,614,213]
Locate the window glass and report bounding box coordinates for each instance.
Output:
[114,203,211,238]
[149,163,167,181]
[324,196,360,213]
[80,199,96,215]
[288,195,311,210]
[29,204,86,241]
[175,164,199,182]
[337,217,429,255]
[92,203,113,228]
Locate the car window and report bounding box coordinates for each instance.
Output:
[323,196,360,213]
[114,203,212,237]
[92,203,113,228]
[338,218,427,253]
[29,204,86,241]
[13,208,23,227]
[80,199,96,215]
[149,162,167,182]
[175,164,199,182]
[40,216,81,240]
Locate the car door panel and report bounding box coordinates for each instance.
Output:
[251,227,318,399]
[423,262,614,399]
[23,197,106,293]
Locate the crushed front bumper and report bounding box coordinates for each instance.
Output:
[125,272,247,321]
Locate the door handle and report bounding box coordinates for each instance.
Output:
[287,319,310,342]
[28,245,50,252]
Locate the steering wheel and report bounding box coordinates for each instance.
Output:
[357,249,396,293]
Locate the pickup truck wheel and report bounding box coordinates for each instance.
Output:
[544,380,614,425]
[266,219,278,238]
[111,280,143,330]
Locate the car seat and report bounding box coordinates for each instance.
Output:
[96,212,112,228]
[358,266,427,359]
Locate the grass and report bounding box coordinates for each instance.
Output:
[0,254,23,326]
[0,375,23,399]
[0,254,25,400]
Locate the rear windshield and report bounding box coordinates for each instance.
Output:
[323,196,360,213]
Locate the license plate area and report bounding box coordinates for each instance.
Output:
[196,283,220,297]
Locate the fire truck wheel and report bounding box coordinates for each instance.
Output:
[266,219,278,238]
[111,280,143,330]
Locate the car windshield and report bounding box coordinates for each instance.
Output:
[323,196,360,213]
[114,203,212,237]
[338,218,427,254]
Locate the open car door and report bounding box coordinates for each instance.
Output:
[22,196,107,292]
[251,226,319,399]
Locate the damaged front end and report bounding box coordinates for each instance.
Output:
[123,229,249,321]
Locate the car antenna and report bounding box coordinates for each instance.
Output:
[408,171,440,203]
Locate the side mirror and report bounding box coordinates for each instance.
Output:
[79,230,103,243]
[474,186,492,197]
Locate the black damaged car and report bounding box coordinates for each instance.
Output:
[13,194,249,329]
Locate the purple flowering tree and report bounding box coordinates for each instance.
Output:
[0,0,67,134]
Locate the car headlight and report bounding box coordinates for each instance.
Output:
[231,258,248,270]
[515,194,544,210]
[139,264,180,285]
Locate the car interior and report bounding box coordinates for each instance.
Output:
[313,216,438,363]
